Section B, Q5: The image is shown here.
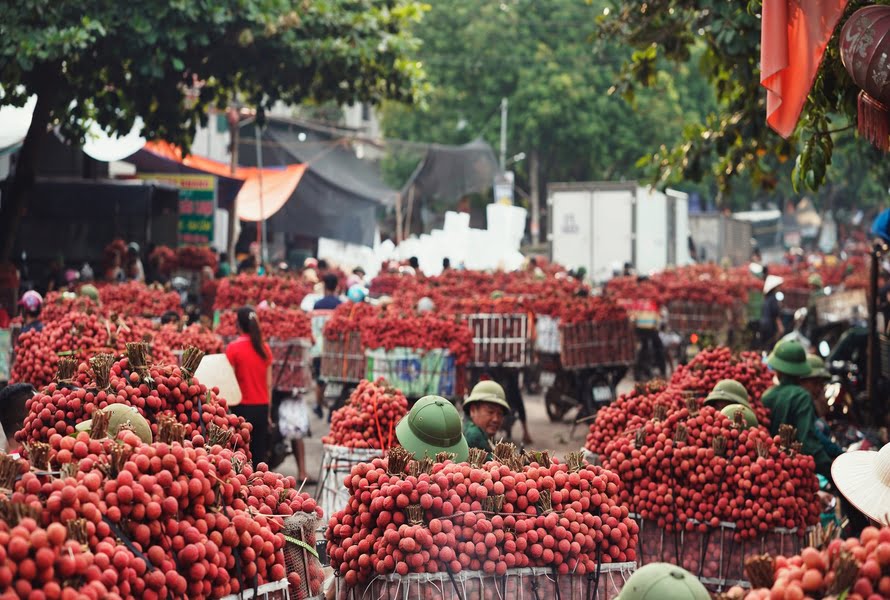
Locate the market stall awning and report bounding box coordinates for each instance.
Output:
[141,141,306,221]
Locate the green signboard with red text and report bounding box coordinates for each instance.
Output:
[139,173,216,245]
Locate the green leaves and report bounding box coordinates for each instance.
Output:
[0,0,425,151]
[600,0,890,204]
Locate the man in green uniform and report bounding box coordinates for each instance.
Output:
[761,339,832,477]
[800,354,844,461]
[462,380,510,455]
[395,395,469,462]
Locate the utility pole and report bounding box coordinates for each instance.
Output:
[499,97,508,171]
[529,150,540,246]
[226,107,240,271]
[254,123,267,266]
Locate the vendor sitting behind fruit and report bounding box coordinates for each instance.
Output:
[799,354,844,462]
[0,383,34,457]
[762,339,833,478]
[703,379,758,429]
[462,380,510,455]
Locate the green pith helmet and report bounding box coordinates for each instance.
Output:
[79,284,100,303]
[76,404,152,443]
[395,396,469,462]
[618,563,710,600]
[463,380,510,414]
[703,379,751,408]
[767,339,812,377]
[720,404,758,429]
[808,273,824,288]
[802,354,830,380]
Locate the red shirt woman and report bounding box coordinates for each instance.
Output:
[225,306,273,465]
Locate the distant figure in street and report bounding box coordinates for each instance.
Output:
[217,252,232,278]
[18,291,44,334]
[442,257,451,271]
[759,275,784,350]
[313,274,342,311]
[126,243,145,282]
[238,242,263,275]
[225,307,273,464]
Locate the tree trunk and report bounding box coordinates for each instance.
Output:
[529,149,540,246]
[1,91,54,261]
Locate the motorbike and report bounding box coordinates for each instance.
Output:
[321,380,357,419]
[543,366,624,437]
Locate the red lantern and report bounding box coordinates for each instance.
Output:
[840,5,890,150]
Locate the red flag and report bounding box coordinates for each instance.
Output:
[761,0,849,137]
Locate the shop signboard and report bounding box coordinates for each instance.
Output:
[138,173,216,245]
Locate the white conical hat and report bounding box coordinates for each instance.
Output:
[831,442,890,526]
[194,354,242,406]
[763,275,784,295]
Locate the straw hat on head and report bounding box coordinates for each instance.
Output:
[763,275,784,295]
[831,442,890,526]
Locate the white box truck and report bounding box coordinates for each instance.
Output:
[547,182,691,282]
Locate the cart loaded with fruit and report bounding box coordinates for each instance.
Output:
[327,444,639,600]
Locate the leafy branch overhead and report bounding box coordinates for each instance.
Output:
[0,0,426,150]
[600,0,889,194]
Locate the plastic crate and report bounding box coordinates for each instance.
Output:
[781,288,811,312]
[320,332,365,383]
[365,347,457,398]
[309,310,334,359]
[814,289,868,325]
[666,301,733,338]
[334,564,636,600]
[559,319,635,370]
[316,445,383,528]
[218,579,292,600]
[534,315,561,354]
[634,517,807,592]
[270,339,312,392]
[464,313,532,368]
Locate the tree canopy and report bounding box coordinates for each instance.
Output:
[0,0,425,257]
[379,0,717,220]
[600,0,890,204]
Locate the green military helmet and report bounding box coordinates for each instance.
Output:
[618,563,710,600]
[395,395,469,462]
[76,403,152,443]
[767,339,812,377]
[802,354,830,380]
[703,379,751,408]
[79,284,100,303]
[720,404,758,429]
[463,380,510,415]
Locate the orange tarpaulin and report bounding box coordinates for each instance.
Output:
[761,0,849,138]
[143,140,306,221]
